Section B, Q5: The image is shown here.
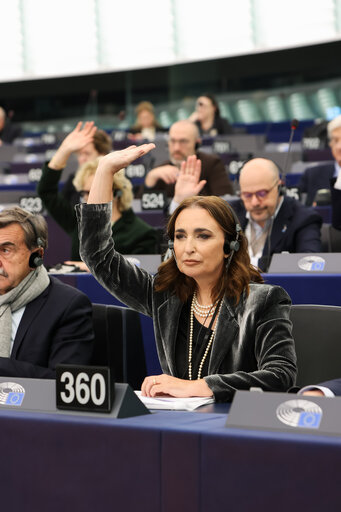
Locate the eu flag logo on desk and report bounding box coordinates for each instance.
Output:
[5,392,25,406]
[297,412,322,429]
[311,261,325,271]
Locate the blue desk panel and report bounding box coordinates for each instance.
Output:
[264,273,341,306]
[57,270,341,309]
[2,407,341,511]
[201,427,341,510]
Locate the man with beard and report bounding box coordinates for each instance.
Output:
[141,120,233,211]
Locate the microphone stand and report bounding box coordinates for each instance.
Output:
[262,118,299,273]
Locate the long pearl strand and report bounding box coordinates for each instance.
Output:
[188,295,223,380]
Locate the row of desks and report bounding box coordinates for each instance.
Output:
[2,403,341,511]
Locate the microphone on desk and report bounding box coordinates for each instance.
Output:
[262,119,299,273]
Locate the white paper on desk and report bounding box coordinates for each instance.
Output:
[134,391,215,411]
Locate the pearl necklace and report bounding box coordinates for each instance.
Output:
[188,295,223,380]
[192,292,219,318]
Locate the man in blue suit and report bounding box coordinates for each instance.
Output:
[298,115,341,206]
[232,158,322,272]
[0,207,94,378]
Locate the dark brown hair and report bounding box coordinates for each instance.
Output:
[199,93,220,118]
[93,130,112,155]
[155,196,263,303]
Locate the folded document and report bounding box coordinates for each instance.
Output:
[135,391,215,411]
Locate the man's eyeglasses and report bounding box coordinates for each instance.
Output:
[169,138,191,146]
[240,181,279,201]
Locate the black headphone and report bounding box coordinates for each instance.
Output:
[223,202,242,256]
[167,202,242,258]
[25,216,44,269]
[114,189,123,199]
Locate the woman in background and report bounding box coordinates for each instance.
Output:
[39,155,158,264]
[189,94,233,137]
[128,101,165,141]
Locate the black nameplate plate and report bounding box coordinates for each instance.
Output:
[56,365,115,413]
[226,390,341,437]
[141,191,166,210]
[126,164,146,179]
[19,196,44,214]
[213,140,231,154]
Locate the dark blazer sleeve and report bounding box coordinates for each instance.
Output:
[331,183,341,230]
[204,286,297,401]
[37,162,77,234]
[215,117,234,135]
[293,211,323,252]
[298,164,335,206]
[0,278,95,378]
[314,379,341,396]
[199,152,234,196]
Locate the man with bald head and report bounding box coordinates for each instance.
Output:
[142,120,233,209]
[232,157,322,271]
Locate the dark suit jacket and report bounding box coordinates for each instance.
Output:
[77,202,297,402]
[298,162,335,205]
[231,197,323,271]
[314,379,341,396]
[331,180,341,230]
[0,122,21,144]
[0,276,94,378]
[195,117,233,136]
[141,150,234,198]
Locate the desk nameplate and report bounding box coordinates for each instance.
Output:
[226,390,341,437]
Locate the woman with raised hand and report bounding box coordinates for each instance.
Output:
[76,144,296,402]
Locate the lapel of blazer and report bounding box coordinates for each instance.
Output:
[157,294,183,375]
[264,198,293,254]
[208,297,239,374]
[324,163,335,180]
[11,285,49,358]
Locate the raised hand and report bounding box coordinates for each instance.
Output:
[173,155,206,204]
[98,143,156,176]
[87,143,155,204]
[49,121,97,170]
[59,121,97,154]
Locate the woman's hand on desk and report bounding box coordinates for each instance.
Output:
[141,374,213,398]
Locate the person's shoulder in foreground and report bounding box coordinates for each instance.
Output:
[0,206,94,378]
[9,275,95,379]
